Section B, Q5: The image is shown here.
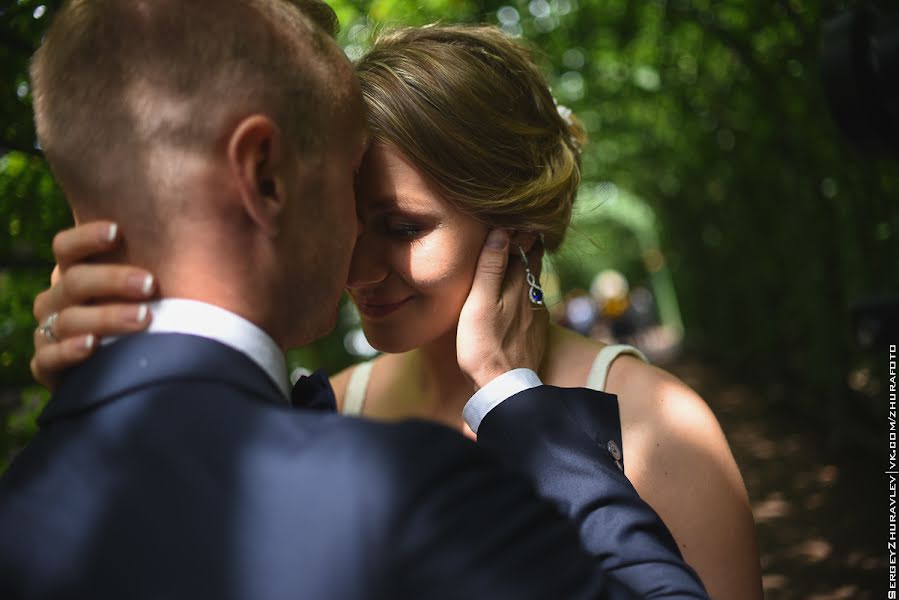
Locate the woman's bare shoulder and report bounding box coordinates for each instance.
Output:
[607,357,763,598]
[608,357,705,419]
[542,325,610,386]
[543,326,659,390]
[329,366,355,411]
[544,327,707,430]
[606,356,734,477]
[543,324,700,415]
[330,355,389,412]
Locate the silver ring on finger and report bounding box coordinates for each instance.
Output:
[38,312,60,342]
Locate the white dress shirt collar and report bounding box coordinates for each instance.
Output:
[110,298,290,401]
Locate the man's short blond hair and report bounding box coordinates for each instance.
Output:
[30,0,340,209]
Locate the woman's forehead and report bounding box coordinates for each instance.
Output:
[358,144,447,210]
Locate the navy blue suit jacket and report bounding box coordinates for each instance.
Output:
[0,333,706,599]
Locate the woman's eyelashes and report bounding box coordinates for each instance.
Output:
[366,211,433,240]
[386,221,425,238]
[356,199,436,241]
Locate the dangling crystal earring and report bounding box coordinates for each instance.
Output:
[517,245,545,306]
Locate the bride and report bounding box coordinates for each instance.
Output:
[31,24,761,599]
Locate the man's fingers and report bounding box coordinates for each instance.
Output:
[527,245,546,279]
[503,247,529,303]
[31,335,97,391]
[52,221,119,270]
[471,229,510,303]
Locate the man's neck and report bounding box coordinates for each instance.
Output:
[148,248,288,349]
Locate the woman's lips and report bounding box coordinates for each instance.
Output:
[355,297,412,319]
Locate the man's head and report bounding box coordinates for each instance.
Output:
[31,0,368,347]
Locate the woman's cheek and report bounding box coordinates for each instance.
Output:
[405,225,483,292]
[408,245,474,316]
[405,238,465,291]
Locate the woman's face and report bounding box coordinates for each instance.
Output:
[347,143,489,353]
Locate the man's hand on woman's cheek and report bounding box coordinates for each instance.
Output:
[456,229,548,390]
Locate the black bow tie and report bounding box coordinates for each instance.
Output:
[290,369,337,412]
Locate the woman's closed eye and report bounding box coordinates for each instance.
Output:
[386,221,425,238]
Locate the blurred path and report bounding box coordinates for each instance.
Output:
[666,357,883,599]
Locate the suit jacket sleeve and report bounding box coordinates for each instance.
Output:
[474,385,709,598]
[379,422,639,600]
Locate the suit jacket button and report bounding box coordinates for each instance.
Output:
[607,440,623,471]
[607,440,622,461]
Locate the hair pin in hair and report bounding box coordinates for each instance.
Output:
[552,97,579,151]
[556,103,574,127]
[552,96,574,126]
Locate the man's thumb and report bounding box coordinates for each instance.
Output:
[472,230,509,301]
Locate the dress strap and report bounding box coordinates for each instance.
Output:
[582,344,648,475]
[585,344,649,392]
[343,360,375,416]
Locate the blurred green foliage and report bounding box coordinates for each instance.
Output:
[2,0,897,466]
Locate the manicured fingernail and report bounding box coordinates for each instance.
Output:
[83,334,95,350]
[136,304,149,323]
[128,273,154,296]
[106,223,118,242]
[486,230,508,249]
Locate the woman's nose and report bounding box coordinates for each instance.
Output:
[346,231,389,289]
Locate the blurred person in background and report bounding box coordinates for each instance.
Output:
[592,269,637,341]
[561,288,599,337]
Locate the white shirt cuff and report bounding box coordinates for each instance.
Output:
[462,369,543,434]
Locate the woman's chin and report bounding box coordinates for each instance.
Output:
[362,333,419,355]
[361,323,440,355]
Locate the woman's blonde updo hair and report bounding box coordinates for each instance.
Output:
[354,24,587,252]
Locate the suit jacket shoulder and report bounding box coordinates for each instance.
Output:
[477,384,709,598]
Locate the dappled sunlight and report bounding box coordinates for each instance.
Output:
[805,492,825,510]
[746,437,777,461]
[762,573,788,592]
[847,551,883,570]
[753,492,791,522]
[789,538,832,564]
[665,357,885,599]
[817,465,838,485]
[806,585,860,600]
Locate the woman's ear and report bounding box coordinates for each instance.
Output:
[509,231,539,255]
[226,114,286,237]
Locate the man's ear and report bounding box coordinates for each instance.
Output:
[226,115,287,237]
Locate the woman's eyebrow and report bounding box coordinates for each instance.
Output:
[368,194,435,213]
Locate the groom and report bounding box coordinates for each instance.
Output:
[0,1,706,598]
